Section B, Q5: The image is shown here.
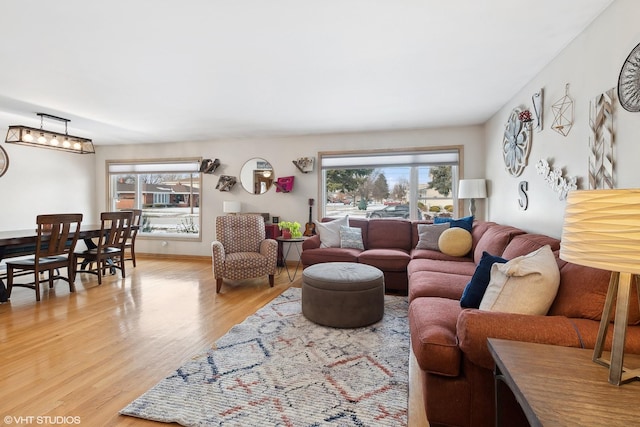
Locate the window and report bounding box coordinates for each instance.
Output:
[320,147,461,220]
[107,159,202,240]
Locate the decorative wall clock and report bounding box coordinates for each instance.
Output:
[0,146,8,177]
[502,108,531,177]
[618,42,640,112]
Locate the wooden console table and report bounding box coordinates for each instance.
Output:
[488,338,640,427]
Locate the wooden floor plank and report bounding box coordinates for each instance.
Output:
[0,256,427,426]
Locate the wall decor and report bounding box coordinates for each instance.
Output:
[535,158,578,200]
[589,88,615,189]
[216,175,236,192]
[551,84,574,136]
[0,146,8,177]
[617,41,640,112]
[293,157,314,173]
[199,158,220,174]
[518,181,529,211]
[274,176,295,193]
[502,107,532,177]
[532,89,544,132]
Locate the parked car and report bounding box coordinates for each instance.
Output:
[366,204,423,219]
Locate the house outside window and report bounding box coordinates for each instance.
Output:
[107,159,202,240]
[319,147,462,220]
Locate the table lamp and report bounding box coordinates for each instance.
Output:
[223,201,241,215]
[458,179,487,217]
[560,188,640,385]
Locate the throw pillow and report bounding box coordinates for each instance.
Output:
[434,215,474,232]
[415,223,450,250]
[460,252,508,309]
[438,227,472,257]
[479,245,561,315]
[340,225,365,250]
[314,215,349,248]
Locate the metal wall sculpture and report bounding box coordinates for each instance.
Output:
[551,84,574,137]
[588,88,615,189]
[535,159,578,200]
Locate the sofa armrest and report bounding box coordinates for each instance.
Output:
[456,309,584,370]
[302,235,321,250]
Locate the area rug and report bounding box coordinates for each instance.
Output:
[120,287,409,426]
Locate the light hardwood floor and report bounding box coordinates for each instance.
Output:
[1,256,427,426]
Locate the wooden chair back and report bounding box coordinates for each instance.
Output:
[36,213,83,258]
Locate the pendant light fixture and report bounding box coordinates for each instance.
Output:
[5,113,95,154]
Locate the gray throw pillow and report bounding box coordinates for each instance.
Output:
[415,223,450,250]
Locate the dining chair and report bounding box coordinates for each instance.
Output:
[123,209,142,267]
[75,211,133,285]
[6,213,83,302]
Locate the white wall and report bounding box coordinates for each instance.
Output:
[95,125,485,256]
[0,140,96,231]
[484,0,640,238]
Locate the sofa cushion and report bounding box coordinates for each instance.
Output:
[473,224,525,264]
[548,261,640,325]
[501,233,561,259]
[340,225,364,250]
[460,251,508,309]
[315,215,349,248]
[358,248,411,271]
[434,215,474,232]
[409,297,462,376]
[480,245,560,315]
[415,223,450,250]
[408,258,477,277]
[367,219,412,251]
[409,270,471,302]
[438,227,472,257]
[300,247,361,266]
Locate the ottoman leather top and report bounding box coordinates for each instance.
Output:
[303,262,383,291]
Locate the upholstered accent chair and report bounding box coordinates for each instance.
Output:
[211,215,278,293]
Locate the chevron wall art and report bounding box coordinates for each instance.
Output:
[588,88,615,189]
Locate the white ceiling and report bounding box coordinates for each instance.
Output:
[0,0,614,145]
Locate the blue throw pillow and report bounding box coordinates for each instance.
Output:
[434,215,473,232]
[460,251,508,309]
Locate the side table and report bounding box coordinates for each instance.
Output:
[276,237,305,281]
[488,338,640,427]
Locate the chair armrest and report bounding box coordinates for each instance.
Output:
[260,239,278,272]
[456,309,584,370]
[211,241,225,278]
[302,235,321,250]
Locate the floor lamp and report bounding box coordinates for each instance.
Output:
[458,179,487,217]
[560,189,640,385]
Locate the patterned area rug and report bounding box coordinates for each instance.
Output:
[120,287,409,426]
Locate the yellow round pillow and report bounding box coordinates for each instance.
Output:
[438,227,472,257]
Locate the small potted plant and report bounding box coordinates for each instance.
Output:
[278,221,302,239]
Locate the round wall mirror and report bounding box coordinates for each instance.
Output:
[240,158,274,194]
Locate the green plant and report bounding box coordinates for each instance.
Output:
[429,205,441,213]
[278,221,302,238]
[444,205,454,213]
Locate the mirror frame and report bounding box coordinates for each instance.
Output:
[240,157,274,194]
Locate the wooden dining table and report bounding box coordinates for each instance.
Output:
[0,224,127,302]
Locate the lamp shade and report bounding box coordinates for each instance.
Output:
[223,200,241,214]
[458,179,487,199]
[560,189,640,275]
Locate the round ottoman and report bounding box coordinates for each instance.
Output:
[302,262,385,328]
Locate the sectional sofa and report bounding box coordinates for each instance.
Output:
[301,217,640,426]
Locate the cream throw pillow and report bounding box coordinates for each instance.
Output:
[315,215,349,248]
[479,245,560,315]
